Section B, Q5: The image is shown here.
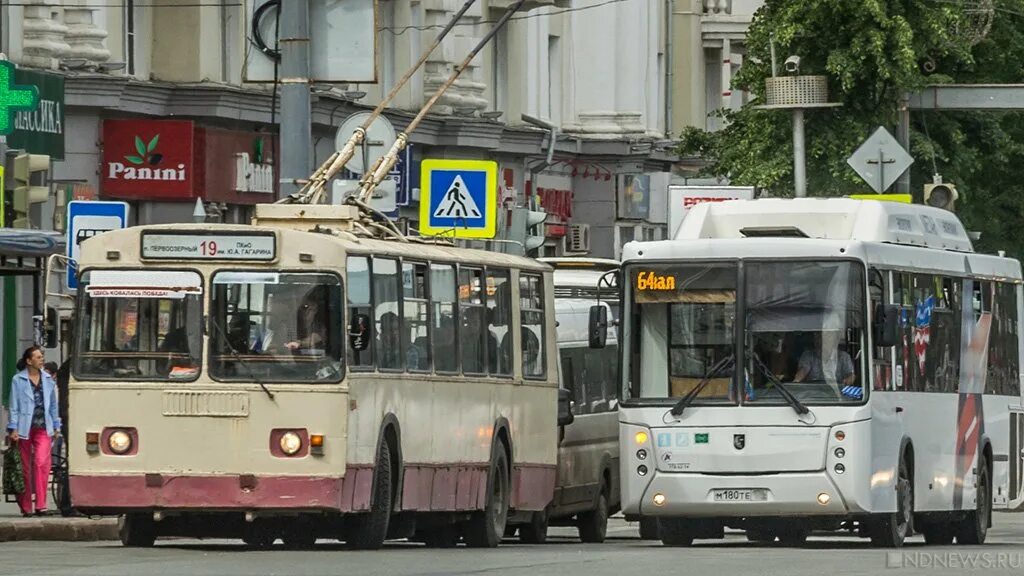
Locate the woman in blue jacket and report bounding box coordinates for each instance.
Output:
[7,346,61,516]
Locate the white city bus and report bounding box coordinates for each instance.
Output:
[610,198,1024,547]
[67,204,566,549]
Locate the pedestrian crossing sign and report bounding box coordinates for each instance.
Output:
[420,159,498,239]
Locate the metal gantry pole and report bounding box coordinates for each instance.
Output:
[279,0,313,199]
[792,109,807,197]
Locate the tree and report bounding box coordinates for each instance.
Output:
[679,0,1024,256]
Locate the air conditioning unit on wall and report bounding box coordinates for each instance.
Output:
[565,223,590,254]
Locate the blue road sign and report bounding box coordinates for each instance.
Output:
[66,200,129,290]
[419,159,497,239]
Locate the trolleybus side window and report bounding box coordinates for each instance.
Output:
[402,261,431,372]
[374,258,402,371]
[487,268,513,377]
[520,272,547,379]
[460,267,487,375]
[431,263,459,373]
[209,271,343,383]
[348,256,373,369]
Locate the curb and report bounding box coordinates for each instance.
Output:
[0,518,118,542]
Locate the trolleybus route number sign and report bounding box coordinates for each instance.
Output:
[142,233,276,261]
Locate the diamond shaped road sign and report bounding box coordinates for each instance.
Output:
[846,126,914,194]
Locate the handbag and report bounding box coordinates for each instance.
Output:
[2,441,25,496]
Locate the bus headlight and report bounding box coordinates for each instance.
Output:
[108,430,132,455]
[280,432,303,456]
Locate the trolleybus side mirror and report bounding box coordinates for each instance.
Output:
[874,304,900,348]
[589,305,608,349]
[558,387,575,426]
[349,313,371,352]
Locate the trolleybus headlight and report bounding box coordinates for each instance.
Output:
[653,493,667,507]
[817,493,831,505]
[636,449,648,460]
[280,432,303,456]
[108,430,132,454]
[635,431,649,445]
[834,463,845,474]
[637,465,649,476]
[834,447,845,459]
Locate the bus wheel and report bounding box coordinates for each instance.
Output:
[464,444,510,548]
[659,518,695,547]
[348,440,394,550]
[520,510,549,544]
[578,490,609,543]
[956,456,991,545]
[745,528,775,543]
[871,457,913,548]
[638,517,660,540]
[119,513,156,548]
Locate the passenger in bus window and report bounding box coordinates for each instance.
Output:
[377,311,402,369]
[793,331,856,387]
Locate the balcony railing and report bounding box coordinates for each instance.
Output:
[703,0,732,14]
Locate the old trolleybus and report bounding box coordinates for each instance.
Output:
[606,198,1024,547]
[67,204,566,548]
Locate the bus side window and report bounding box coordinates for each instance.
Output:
[430,263,458,374]
[487,268,513,376]
[347,256,374,369]
[374,257,402,371]
[402,261,430,372]
[520,273,547,379]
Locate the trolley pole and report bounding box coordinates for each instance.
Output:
[279,0,313,199]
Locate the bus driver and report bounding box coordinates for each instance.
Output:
[792,331,856,387]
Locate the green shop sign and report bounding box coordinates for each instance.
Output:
[7,68,64,159]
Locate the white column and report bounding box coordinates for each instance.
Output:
[63,2,111,69]
[21,0,70,70]
[420,0,488,115]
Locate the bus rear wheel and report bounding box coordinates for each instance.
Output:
[119,513,156,548]
[659,518,695,547]
[348,439,394,550]
[464,444,510,548]
[956,456,991,545]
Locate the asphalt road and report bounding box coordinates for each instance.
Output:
[3,514,1024,576]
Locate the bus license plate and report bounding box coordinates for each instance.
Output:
[713,489,767,502]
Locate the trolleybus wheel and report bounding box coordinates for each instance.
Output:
[119,513,157,548]
[955,455,991,545]
[464,443,510,548]
[578,490,609,543]
[638,517,660,540]
[658,518,695,547]
[745,528,775,543]
[870,457,913,548]
[519,510,549,544]
[349,439,395,550]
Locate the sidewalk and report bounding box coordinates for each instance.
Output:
[0,500,118,542]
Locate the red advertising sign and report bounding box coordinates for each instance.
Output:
[198,128,277,203]
[101,120,195,200]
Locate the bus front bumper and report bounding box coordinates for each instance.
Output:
[637,470,857,517]
[69,471,372,514]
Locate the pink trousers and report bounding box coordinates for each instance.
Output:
[16,428,52,514]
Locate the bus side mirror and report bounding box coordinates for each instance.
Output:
[873,304,900,347]
[589,305,608,349]
[349,313,371,352]
[558,388,575,426]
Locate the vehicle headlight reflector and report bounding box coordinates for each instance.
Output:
[108,430,132,454]
[280,431,303,456]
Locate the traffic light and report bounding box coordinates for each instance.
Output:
[508,205,547,255]
[11,153,49,228]
[924,181,958,212]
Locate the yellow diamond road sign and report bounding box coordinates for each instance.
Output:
[419,159,497,239]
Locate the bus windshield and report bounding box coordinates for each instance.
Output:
[75,270,203,381]
[209,271,343,383]
[626,260,866,405]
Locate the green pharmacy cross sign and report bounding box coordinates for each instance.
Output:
[0,61,39,135]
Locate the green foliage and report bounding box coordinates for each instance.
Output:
[679,0,1024,256]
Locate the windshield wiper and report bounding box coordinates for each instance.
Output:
[670,354,735,417]
[749,352,809,415]
[208,316,275,401]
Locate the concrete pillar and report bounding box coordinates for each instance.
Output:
[671,0,706,129]
[63,2,110,69]
[21,0,70,70]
